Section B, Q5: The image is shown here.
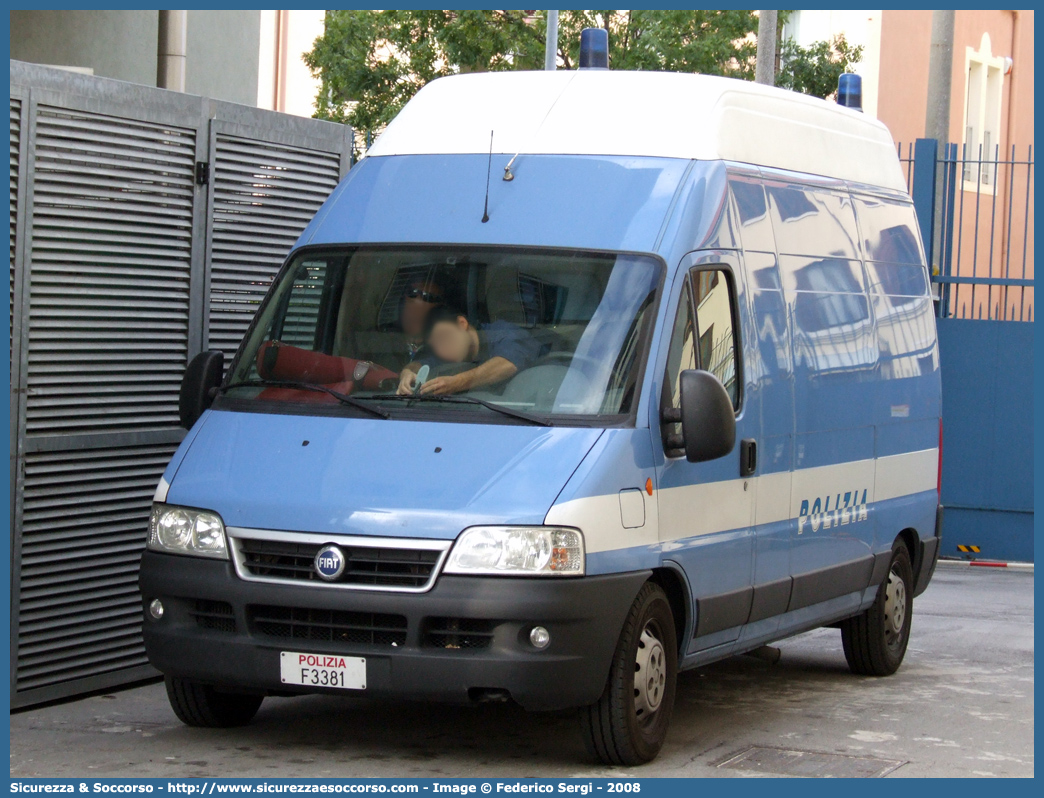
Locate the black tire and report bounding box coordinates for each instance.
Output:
[579,581,678,766]
[841,540,914,676]
[165,675,264,728]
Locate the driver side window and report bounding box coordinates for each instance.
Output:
[692,267,741,409]
[661,277,697,453]
[661,266,741,451]
[664,276,697,413]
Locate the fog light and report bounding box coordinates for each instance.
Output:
[149,599,165,620]
[529,626,550,649]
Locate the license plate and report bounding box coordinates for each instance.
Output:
[279,651,366,690]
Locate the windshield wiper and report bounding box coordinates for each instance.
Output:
[218,379,390,420]
[369,393,553,427]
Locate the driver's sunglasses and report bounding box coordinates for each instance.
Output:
[404,287,442,303]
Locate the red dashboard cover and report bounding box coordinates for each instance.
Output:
[255,341,397,401]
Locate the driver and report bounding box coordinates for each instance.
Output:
[397,306,541,396]
[395,275,449,369]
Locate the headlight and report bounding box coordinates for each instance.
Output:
[148,503,228,559]
[444,527,584,576]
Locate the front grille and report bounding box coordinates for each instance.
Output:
[424,617,499,650]
[249,604,407,647]
[190,600,236,633]
[234,537,443,590]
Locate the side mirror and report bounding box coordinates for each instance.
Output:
[179,350,224,429]
[679,369,736,463]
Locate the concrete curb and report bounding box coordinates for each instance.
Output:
[938,557,1034,571]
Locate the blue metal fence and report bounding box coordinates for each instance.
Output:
[900,140,1034,321]
[903,138,1034,563]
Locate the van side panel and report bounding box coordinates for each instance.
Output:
[766,173,878,591]
[728,172,795,638]
[546,163,943,673]
[853,190,942,572]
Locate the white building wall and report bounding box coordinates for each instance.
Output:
[10,8,321,113]
[784,10,883,119]
[258,10,326,118]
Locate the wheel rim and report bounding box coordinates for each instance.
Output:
[884,566,907,639]
[634,622,667,721]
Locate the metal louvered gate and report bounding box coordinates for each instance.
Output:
[9,61,352,707]
[206,122,345,353]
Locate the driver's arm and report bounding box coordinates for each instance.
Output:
[420,356,517,395]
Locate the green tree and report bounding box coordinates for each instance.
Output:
[305,9,761,132]
[304,10,863,134]
[553,10,759,75]
[305,10,545,132]
[775,34,864,100]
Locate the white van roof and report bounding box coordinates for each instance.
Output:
[366,70,907,193]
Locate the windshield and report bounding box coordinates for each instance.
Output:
[224,246,661,423]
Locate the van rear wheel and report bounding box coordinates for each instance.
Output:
[840,541,913,676]
[165,675,264,727]
[579,582,677,765]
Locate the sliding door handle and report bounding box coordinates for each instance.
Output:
[740,438,757,477]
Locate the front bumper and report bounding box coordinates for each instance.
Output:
[139,551,650,711]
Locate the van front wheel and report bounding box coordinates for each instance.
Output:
[165,675,264,727]
[579,582,677,765]
[840,541,913,676]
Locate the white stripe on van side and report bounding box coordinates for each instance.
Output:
[547,448,938,555]
[154,477,170,503]
[545,492,660,556]
[875,448,938,502]
[755,470,791,527]
[656,476,753,544]
[787,456,877,529]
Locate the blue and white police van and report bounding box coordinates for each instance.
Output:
[140,53,943,765]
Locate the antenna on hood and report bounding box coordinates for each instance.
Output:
[481,130,493,223]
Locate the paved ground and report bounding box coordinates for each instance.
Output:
[10,565,1034,778]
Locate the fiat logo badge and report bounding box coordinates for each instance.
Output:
[314,545,346,581]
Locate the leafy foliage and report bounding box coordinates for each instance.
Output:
[304,10,862,133]
[776,34,864,100]
[305,10,544,131]
[554,10,759,75]
[305,10,760,132]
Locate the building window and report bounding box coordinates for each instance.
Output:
[962,33,1007,191]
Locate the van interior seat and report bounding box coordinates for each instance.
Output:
[470,356,594,415]
[499,363,569,412]
[483,271,527,326]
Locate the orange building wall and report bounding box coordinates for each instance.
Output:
[877,10,932,147]
[877,10,1034,321]
[877,10,1034,150]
